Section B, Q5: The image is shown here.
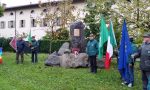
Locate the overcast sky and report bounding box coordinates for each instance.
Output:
[0,0,56,7]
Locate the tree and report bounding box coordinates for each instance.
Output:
[39,0,76,40]
[113,0,150,43]
[84,0,150,44]
[0,4,4,17]
[83,0,116,40]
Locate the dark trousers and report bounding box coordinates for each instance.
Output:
[89,56,97,73]
[128,65,134,84]
[141,70,150,90]
[16,52,24,64]
[119,68,126,81]
[31,51,38,63]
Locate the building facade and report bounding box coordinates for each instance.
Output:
[0,0,86,39]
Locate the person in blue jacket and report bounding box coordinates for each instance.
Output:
[126,37,138,87]
[16,36,26,64]
[86,34,98,73]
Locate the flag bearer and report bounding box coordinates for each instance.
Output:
[30,36,39,63]
[16,36,26,64]
[132,33,150,90]
[126,37,138,87]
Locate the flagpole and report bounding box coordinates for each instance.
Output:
[109,18,119,63]
[15,10,17,37]
[14,10,17,52]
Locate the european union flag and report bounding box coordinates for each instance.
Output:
[0,47,2,55]
[118,19,132,82]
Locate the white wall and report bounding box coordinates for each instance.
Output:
[0,2,86,40]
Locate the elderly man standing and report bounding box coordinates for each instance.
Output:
[16,36,26,64]
[30,36,39,63]
[132,33,150,90]
[86,34,98,73]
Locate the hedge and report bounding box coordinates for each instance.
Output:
[0,38,70,53]
[39,40,70,53]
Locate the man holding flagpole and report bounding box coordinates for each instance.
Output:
[118,19,133,86]
[132,33,150,90]
[16,36,26,64]
[126,37,138,87]
[30,36,39,63]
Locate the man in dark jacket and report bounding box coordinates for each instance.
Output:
[132,33,150,90]
[86,34,98,73]
[16,36,26,64]
[30,36,39,63]
[126,37,138,87]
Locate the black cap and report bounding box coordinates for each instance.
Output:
[129,37,134,42]
[32,36,35,38]
[143,33,150,38]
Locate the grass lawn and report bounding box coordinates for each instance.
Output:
[0,52,142,90]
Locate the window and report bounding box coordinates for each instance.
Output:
[43,9,47,13]
[56,17,62,26]
[31,10,34,14]
[20,11,23,15]
[10,12,13,15]
[43,19,48,27]
[8,21,15,28]
[0,21,5,29]
[20,20,25,28]
[31,19,36,27]
[40,18,48,27]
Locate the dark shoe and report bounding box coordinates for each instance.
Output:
[16,61,19,64]
[92,72,97,74]
[93,69,97,73]
[90,68,94,73]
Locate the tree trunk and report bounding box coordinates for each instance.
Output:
[136,0,139,28]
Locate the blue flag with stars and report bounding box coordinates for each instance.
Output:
[118,19,132,82]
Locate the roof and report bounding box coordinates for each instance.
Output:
[5,0,85,11]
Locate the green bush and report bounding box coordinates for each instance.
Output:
[0,38,14,52]
[0,38,70,53]
[38,39,50,53]
[50,40,70,53]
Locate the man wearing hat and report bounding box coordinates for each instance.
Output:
[86,34,98,73]
[30,36,39,63]
[132,33,150,90]
[123,37,138,87]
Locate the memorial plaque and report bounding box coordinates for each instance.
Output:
[74,29,80,36]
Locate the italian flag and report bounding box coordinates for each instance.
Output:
[105,20,117,69]
[98,16,108,60]
[27,30,32,43]
[24,30,32,43]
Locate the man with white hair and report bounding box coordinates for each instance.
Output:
[16,36,26,64]
[132,33,150,90]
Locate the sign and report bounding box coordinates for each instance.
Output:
[74,29,80,36]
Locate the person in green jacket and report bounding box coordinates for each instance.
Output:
[122,37,138,87]
[86,34,98,73]
[30,36,39,63]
